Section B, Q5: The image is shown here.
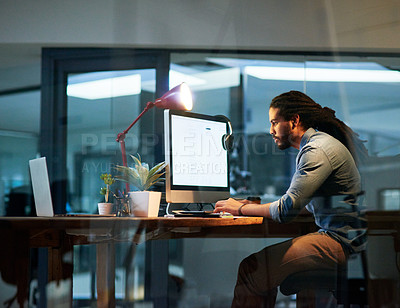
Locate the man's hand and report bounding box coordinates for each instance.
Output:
[214,198,249,216]
[214,198,271,218]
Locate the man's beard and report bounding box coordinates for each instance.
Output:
[274,135,292,150]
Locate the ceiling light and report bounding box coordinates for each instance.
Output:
[67,74,141,100]
[245,66,400,83]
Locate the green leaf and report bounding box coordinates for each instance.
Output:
[100,187,107,195]
[114,165,140,187]
[148,161,167,178]
[130,154,142,167]
[137,164,149,190]
[144,172,165,190]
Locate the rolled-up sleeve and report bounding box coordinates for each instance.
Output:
[269,144,333,223]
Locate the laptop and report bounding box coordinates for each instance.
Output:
[29,157,113,217]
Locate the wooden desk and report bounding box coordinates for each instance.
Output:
[0,215,316,307]
[366,210,400,231]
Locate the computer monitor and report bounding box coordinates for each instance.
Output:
[164,110,230,203]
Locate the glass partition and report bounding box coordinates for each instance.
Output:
[171,52,400,208]
[3,48,400,307]
[66,69,156,213]
[169,51,400,306]
[0,90,40,216]
[66,69,157,303]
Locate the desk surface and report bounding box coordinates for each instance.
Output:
[0,215,264,229]
[0,215,317,244]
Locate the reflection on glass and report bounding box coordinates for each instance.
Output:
[52,51,400,306]
[0,90,40,216]
[67,69,156,213]
[66,69,156,304]
[169,52,400,306]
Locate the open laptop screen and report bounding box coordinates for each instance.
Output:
[29,157,54,217]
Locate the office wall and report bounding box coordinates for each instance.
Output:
[1,0,400,52]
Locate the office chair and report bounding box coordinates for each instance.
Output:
[280,251,368,308]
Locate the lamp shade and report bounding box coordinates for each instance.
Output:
[154,82,193,111]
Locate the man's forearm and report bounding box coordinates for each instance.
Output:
[239,202,272,218]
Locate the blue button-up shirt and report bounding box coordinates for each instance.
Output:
[269,128,366,253]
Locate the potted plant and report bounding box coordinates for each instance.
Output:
[98,173,115,215]
[114,154,166,217]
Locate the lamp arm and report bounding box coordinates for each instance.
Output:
[116,101,155,144]
[116,101,155,193]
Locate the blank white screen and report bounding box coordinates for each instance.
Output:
[171,114,228,187]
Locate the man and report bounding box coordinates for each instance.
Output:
[214,91,367,307]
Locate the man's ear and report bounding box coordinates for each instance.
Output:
[291,114,300,129]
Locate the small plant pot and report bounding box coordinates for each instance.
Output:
[98,202,113,215]
[128,191,161,217]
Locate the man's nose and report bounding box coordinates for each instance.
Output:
[269,126,274,135]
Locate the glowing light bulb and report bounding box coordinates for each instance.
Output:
[179,83,193,110]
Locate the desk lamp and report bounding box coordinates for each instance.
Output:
[116,82,193,192]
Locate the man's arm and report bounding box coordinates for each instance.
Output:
[214,198,272,218]
[269,145,332,222]
[214,142,332,219]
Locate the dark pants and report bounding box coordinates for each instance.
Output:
[231,232,347,307]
